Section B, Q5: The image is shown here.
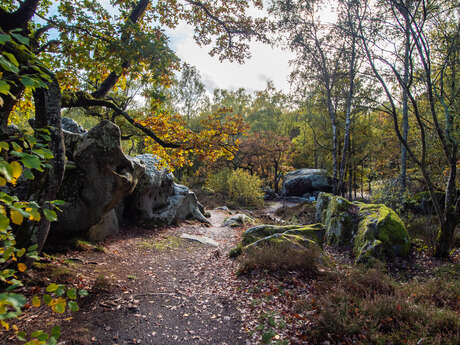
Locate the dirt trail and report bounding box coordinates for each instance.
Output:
[62,210,248,345]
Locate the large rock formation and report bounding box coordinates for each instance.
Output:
[282,169,333,198]
[316,193,410,263]
[51,119,208,242]
[51,120,144,240]
[123,154,209,227]
[229,193,410,265]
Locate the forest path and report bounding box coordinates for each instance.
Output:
[62,210,248,345]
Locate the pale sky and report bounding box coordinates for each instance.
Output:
[166,22,295,94]
[165,2,338,95]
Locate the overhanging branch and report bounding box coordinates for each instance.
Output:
[62,92,182,149]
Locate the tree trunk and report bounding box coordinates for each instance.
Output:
[436,161,458,257]
[31,76,65,251]
[325,88,338,193]
[273,160,279,194]
[0,0,40,32]
[0,84,25,134]
[348,157,353,200]
[339,20,357,197]
[400,5,410,193]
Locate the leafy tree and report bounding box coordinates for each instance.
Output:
[359,0,459,256]
[0,0,267,249]
[270,0,345,192]
[170,62,207,122]
[237,132,293,193]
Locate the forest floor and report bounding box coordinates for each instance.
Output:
[1,202,459,345]
[5,209,252,345]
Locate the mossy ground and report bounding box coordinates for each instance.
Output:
[233,198,459,344]
[137,235,184,251]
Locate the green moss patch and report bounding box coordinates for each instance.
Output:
[354,204,410,263]
[230,224,325,264]
[316,193,410,263]
[242,224,325,247]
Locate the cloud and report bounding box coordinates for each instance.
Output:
[166,23,295,94]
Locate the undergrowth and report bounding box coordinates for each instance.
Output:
[205,168,264,208]
[237,244,321,277]
[306,266,460,344]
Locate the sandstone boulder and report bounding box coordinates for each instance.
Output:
[229,223,325,258]
[88,209,119,242]
[222,213,254,227]
[124,154,209,227]
[282,169,332,197]
[316,193,410,263]
[51,120,144,240]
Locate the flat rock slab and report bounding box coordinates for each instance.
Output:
[181,234,219,247]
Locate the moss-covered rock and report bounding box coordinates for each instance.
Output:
[316,193,359,247]
[316,193,410,263]
[245,233,321,252]
[230,223,325,258]
[315,192,331,222]
[242,223,325,247]
[223,213,255,227]
[354,204,410,263]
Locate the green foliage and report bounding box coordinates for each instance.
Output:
[205,168,264,207]
[371,179,415,215]
[227,169,264,207]
[0,132,84,343]
[204,168,265,207]
[0,29,52,107]
[204,168,232,195]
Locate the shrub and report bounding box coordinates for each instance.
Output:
[205,168,264,207]
[227,169,264,207]
[371,178,415,215]
[204,168,232,195]
[406,214,440,254]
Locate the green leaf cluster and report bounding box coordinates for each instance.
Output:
[0,29,52,107]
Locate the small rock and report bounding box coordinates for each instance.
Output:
[216,206,231,213]
[222,213,254,227]
[180,234,219,247]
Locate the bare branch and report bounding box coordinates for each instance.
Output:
[61,92,182,148]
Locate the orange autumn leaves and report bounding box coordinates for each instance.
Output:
[139,108,248,169]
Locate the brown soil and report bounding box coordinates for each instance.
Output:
[1,211,249,345]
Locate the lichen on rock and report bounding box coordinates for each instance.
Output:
[51,119,209,243]
[282,169,333,197]
[316,193,410,263]
[124,154,209,227]
[51,120,144,241]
